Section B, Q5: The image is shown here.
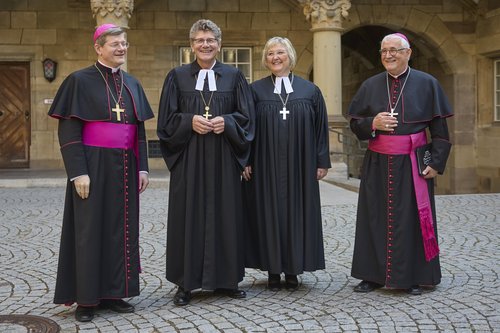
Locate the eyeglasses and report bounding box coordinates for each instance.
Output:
[379,48,407,56]
[106,42,129,49]
[192,38,218,46]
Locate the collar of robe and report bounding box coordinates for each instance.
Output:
[273,74,294,94]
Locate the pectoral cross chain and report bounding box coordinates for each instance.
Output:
[112,103,125,121]
[280,106,290,120]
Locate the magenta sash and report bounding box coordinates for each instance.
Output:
[82,122,138,158]
[368,132,439,262]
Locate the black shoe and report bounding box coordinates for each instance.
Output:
[353,280,384,293]
[173,287,191,306]
[407,285,423,295]
[75,305,95,322]
[284,274,299,290]
[214,288,247,299]
[268,273,281,291]
[99,299,135,313]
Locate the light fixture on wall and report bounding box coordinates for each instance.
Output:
[42,58,57,82]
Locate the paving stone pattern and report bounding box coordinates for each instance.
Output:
[0,187,498,332]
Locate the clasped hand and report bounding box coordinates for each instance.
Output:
[192,115,225,134]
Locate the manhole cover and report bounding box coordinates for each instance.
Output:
[0,315,60,333]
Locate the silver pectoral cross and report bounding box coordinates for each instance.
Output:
[280,106,290,120]
[389,108,398,117]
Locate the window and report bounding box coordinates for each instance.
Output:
[179,47,252,82]
[496,59,500,121]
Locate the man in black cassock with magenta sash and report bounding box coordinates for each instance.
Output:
[157,19,254,306]
[348,33,453,295]
[48,24,154,322]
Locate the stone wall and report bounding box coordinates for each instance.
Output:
[0,0,499,193]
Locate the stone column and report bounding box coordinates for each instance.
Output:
[90,0,133,28]
[90,0,133,70]
[299,0,351,126]
[299,0,351,177]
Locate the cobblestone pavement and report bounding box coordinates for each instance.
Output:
[0,184,498,332]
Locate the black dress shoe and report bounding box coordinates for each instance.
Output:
[353,280,384,293]
[268,273,281,291]
[173,287,191,306]
[284,274,299,290]
[214,288,247,299]
[407,285,423,295]
[75,305,95,322]
[99,299,135,313]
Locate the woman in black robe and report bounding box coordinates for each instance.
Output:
[242,37,331,291]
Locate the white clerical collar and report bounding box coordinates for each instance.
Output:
[388,66,409,79]
[274,74,294,94]
[97,60,120,73]
[195,61,217,91]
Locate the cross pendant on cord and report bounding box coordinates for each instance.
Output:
[203,106,212,119]
[112,103,125,121]
[389,108,398,117]
[280,106,290,120]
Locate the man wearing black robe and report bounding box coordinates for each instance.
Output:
[348,33,453,295]
[48,24,154,321]
[157,19,254,306]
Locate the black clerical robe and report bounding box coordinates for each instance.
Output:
[348,68,453,288]
[157,61,253,291]
[48,62,154,305]
[243,74,330,275]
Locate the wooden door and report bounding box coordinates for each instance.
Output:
[0,62,31,168]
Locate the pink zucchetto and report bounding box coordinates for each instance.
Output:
[393,33,410,46]
[93,23,118,42]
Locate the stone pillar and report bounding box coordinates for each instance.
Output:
[299,0,351,177]
[90,0,133,28]
[299,0,351,126]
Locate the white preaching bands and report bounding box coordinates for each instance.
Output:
[274,76,294,94]
[196,69,217,91]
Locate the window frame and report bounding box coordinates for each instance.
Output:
[179,46,252,83]
[495,59,500,121]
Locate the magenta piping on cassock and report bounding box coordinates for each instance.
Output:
[368,131,439,262]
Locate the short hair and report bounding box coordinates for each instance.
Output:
[381,33,410,49]
[95,26,126,46]
[189,19,222,43]
[261,37,297,71]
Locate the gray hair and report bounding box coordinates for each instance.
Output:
[95,26,127,46]
[381,33,410,49]
[261,37,297,70]
[189,19,222,42]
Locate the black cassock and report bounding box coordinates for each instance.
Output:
[48,62,154,305]
[157,61,254,291]
[243,74,330,275]
[348,68,453,288]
